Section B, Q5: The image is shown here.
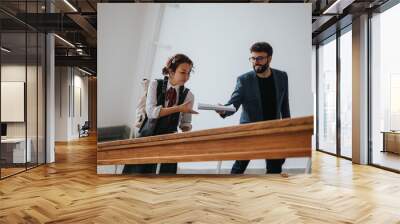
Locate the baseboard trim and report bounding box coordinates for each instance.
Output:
[178,168,306,174]
[97,166,308,175]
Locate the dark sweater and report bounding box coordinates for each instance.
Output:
[257,73,277,120]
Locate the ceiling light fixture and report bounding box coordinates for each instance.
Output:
[78,67,93,76]
[63,0,78,12]
[323,0,354,15]
[1,47,11,53]
[54,34,75,48]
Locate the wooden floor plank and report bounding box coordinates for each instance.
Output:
[1,135,400,223]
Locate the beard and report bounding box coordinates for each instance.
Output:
[253,63,269,74]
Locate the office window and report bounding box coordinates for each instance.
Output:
[371,3,400,171]
[340,29,352,158]
[318,36,337,155]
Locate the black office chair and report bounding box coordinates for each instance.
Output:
[78,121,90,138]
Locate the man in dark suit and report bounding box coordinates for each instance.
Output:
[218,42,291,174]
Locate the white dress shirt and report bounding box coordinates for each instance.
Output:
[145,79,194,131]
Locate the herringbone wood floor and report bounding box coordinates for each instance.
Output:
[1,135,400,224]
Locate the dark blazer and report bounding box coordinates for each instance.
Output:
[224,68,291,124]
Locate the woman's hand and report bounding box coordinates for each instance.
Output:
[179,101,199,114]
[180,126,191,132]
[159,101,198,117]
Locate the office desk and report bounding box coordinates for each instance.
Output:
[382,131,400,154]
[1,138,32,164]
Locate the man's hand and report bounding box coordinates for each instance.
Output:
[215,103,226,116]
[179,101,199,114]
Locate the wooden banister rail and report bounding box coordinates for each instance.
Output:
[97,116,314,167]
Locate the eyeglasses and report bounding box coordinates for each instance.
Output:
[249,56,268,62]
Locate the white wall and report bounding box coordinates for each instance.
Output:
[55,67,89,141]
[98,3,313,173]
[72,74,89,138]
[1,65,38,138]
[98,4,163,135]
[151,4,313,128]
[55,67,69,141]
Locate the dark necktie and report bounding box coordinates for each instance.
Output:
[166,87,177,107]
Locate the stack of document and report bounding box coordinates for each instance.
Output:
[198,103,236,112]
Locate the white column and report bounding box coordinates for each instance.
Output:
[352,14,369,164]
[46,32,55,163]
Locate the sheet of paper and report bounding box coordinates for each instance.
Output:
[198,103,236,112]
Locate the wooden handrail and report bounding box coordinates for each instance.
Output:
[97,116,313,165]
